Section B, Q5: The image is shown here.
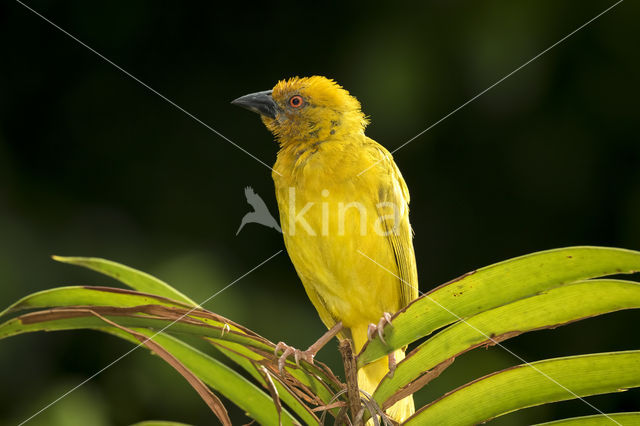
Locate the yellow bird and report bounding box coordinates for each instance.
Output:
[233,76,418,422]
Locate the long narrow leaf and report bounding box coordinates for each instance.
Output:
[0,307,270,351]
[52,256,198,306]
[0,286,275,351]
[135,331,298,426]
[534,412,640,425]
[0,313,300,425]
[0,286,191,318]
[0,306,333,425]
[405,351,640,425]
[359,246,640,366]
[94,313,232,425]
[45,258,343,402]
[375,279,640,407]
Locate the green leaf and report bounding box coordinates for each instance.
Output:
[0,300,336,424]
[0,308,269,352]
[0,285,342,423]
[52,256,198,307]
[0,286,274,352]
[0,286,190,318]
[133,331,298,426]
[534,412,640,425]
[405,351,640,425]
[0,311,300,426]
[359,246,640,366]
[96,316,233,425]
[374,279,640,408]
[129,422,194,426]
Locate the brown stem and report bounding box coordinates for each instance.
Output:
[339,339,362,426]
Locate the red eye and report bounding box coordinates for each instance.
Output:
[289,95,304,108]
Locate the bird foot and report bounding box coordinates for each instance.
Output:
[274,342,315,375]
[367,312,393,345]
[273,322,343,375]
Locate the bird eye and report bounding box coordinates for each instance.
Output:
[289,95,304,108]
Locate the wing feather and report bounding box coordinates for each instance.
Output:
[368,142,419,308]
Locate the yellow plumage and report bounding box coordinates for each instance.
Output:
[236,76,419,422]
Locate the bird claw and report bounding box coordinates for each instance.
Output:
[274,341,315,375]
[367,312,394,346]
[388,351,397,378]
[220,323,231,337]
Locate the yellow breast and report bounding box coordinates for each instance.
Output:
[272,136,406,332]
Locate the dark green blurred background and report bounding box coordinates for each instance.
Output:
[1,1,639,424]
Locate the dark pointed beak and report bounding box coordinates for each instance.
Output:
[231,90,278,119]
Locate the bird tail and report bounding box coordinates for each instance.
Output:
[357,348,415,423]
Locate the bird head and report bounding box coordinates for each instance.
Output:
[232,76,368,146]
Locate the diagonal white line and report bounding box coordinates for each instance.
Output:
[15,0,281,176]
[357,0,624,177]
[18,250,283,426]
[357,249,622,425]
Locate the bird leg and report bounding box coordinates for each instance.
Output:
[274,321,343,375]
[367,312,398,377]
